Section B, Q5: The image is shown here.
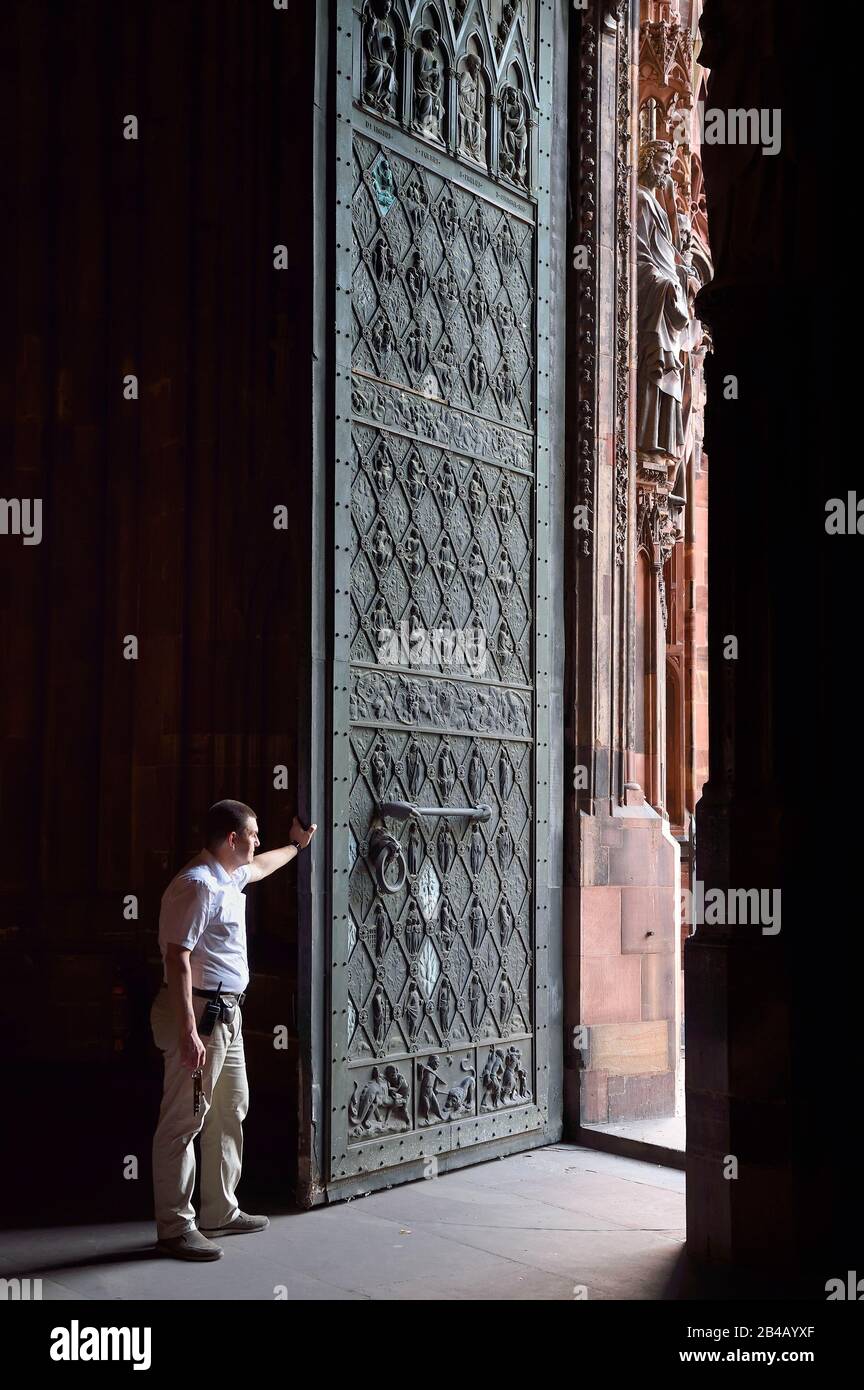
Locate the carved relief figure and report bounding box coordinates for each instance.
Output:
[371,986,390,1043]
[438,534,456,585]
[439,897,455,949]
[383,1065,411,1126]
[467,205,488,256]
[349,1067,387,1133]
[468,975,483,1028]
[468,472,485,515]
[370,745,390,796]
[498,749,514,800]
[495,550,514,598]
[372,520,393,570]
[413,28,444,142]
[635,140,696,463]
[370,316,395,364]
[495,301,515,337]
[468,542,485,589]
[406,250,429,302]
[437,192,458,242]
[497,824,513,871]
[373,236,396,287]
[408,603,424,652]
[438,459,456,512]
[406,982,424,1037]
[480,1046,504,1108]
[405,901,423,954]
[405,175,430,232]
[437,825,454,874]
[417,1054,448,1122]
[372,443,393,491]
[407,821,423,875]
[370,596,390,652]
[437,264,459,311]
[499,85,528,187]
[434,336,457,396]
[406,320,428,376]
[468,746,484,801]
[467,281,486,329]
[443,1061,476,1115]
[470,822,484,875]
[497,219,517,270]
[498,976,512,1025]
[406,741,424,797]
[406,448,427,502]
[362,0,398,116]
[375,902,390,958]
[438,980,453,1033]
[457,54,486,164]
[437,747,455,798]
[497,357,516,409]
[469,897,484,949]
[403,527,423,578]
[498,894,513,945]
[497,625,514,662]
[468,350,487,398]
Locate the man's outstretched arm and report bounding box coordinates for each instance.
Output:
[246,815,317,883]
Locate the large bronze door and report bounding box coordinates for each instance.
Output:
[324,0,558,1196]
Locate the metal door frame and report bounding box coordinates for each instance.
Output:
[300,0,566,1206]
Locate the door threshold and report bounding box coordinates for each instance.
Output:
[573,1125,685,1170]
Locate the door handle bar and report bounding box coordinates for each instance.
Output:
[366,801,492,894]
[377,800,492,823]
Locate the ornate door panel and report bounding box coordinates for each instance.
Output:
[327,0,555,1193]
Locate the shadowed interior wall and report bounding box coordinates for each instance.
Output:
[0,0,314,1218]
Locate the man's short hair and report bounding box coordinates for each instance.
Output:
[205,799,257,849]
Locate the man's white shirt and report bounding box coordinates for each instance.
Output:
[158,850,251,993]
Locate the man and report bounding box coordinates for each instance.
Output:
[151,799,317,1261]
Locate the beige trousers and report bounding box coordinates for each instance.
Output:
[150,987,249,1240]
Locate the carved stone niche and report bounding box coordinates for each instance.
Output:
[412,21,446,144]
[498,70,529,189]
[362,0,400,119]
[457,42,487,166]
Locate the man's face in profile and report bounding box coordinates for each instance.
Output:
[229,817,260,868]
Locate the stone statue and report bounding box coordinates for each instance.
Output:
[499,85,528,186]
[362,0,398,117]
[458,54,486,163]
[635,140,698,464]
[413,28,444,141]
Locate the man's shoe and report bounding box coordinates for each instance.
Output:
[156,1230,223,1261]
[199,1211,270,1237]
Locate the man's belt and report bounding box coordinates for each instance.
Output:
[160,982,247,1007]
[192,986,246,1006]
